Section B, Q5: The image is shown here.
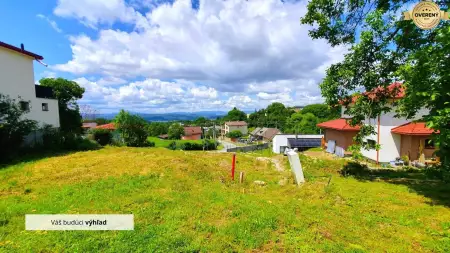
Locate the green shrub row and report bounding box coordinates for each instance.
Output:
[166,140,218,150]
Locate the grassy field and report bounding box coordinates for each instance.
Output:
[1,147,449,252]
[147,137,204,148]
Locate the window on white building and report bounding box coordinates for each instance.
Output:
[19,101,29,111]
[42,103,49,111]
[366,139,377,148]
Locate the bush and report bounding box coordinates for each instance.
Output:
[41,125,100,151]
[147,140,155,147]
[167,141,177,150]
[0,94,38,162]
[89,128,112,146]
[75,138,101,151]
[180,140,218,151]
[226,130,243,138]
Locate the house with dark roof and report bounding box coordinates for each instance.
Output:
[250,127,280,142]
[0,41,60,127]
[317,83,436,163]
[182,126,202,140]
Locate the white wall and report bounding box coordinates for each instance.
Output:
[0,47,60,127]
[226,125,248,135]
[361,107,429,163]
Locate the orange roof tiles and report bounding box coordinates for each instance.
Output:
[317,118,360,131]
[391,122,437,135]
[96,123,116,130]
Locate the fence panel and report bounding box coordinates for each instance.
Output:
[226,143,269,153]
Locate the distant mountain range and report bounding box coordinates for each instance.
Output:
[94,111,234,122]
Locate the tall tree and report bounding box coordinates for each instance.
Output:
[300,104,340,122]
[39,78,85,133]
[168,123,185,140]
[302,1,449,172]
[285,112,320,134]
[223,107,247,122]
[115,110,149,147]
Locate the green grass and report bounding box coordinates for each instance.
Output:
[0,147,449,252]
[147,137,204,148]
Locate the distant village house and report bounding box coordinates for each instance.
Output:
[221,121,248,136]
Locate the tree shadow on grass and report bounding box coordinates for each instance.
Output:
[342,162,450,207]
[0,150,78,170]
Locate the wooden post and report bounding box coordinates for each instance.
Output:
[239,172,244,183]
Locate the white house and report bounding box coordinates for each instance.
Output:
[0,41,59,127]
[318,83,436,163]
[272,134,323,154]
[221,121,248,136]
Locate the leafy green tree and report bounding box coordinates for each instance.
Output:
[248,103,294,130]
[248,109,266,127]
[265,102,294,130]
[147,122,170,136]
[205,127,219,139]
[223,107,247,122]
[301,1,450,173]
[300,104,340,122]
[0,94,37,161]
[285,112,319,134]
[193,117,208,126]
[226,130,243,139]
[168,123,184,140]
[39,78,85,134]
[114,110,149,147]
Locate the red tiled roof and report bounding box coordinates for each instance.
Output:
[96,123,116,130]
[317,118,361,131]
[225,121,247,126]
[0,41,44,60]
[391,122,437,136]
[184,126,202,136]
[341,82,405,104]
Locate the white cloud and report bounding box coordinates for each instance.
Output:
[53,0,347,88]
[53,0,146,29]
[53,0,348,112]
[190,86,218,99]
[37,14,63,33]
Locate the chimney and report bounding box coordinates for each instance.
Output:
[20,43,24,50]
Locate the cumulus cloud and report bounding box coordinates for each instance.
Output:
[52,0,347,112]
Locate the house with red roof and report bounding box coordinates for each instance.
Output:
[0,41,60,128]
[96,123,116,130]
[317,83,437,163]
[182,126,202,140]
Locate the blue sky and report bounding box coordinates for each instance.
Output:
[1,0,348,113]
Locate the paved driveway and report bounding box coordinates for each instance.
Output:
[218,140,237,152]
